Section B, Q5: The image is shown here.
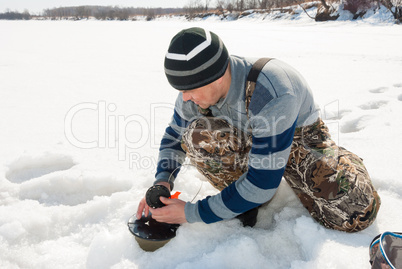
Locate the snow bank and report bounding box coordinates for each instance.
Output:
[154,4,397,24]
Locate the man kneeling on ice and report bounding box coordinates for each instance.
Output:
[136,27,380,232]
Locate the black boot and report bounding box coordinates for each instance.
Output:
[236,207,259,227]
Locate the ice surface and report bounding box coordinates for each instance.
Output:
[1,17,402,269]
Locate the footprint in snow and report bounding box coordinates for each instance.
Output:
[392,83,402,101]
[359,100,389,110]
[369,87,388,94]
[6,153,130,206]
[393,83,402,88]
[6,153,75,184]
[340,115,375,133]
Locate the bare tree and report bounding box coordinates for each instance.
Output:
[205,0,212,10]
[184,0,205,15]
[381,0,402,22]
[227,1,235,12]
[245,0,258,9]
[319,0,330,9]
[146,9,155,21]
[235,0,246,10]
[259,0,270,9]
[76,6,91,19]
[216,0,225,10]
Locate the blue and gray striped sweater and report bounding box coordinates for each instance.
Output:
[155,56,319,224]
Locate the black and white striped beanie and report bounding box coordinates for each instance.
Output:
[164,27,229,91]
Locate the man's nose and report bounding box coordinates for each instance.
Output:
[182,92,191,102]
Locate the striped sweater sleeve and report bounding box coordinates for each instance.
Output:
[185,93,299,224]
[154,108,189,189]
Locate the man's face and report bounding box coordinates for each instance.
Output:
[181,80,224,109]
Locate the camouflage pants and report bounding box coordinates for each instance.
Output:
[181,117,381,233]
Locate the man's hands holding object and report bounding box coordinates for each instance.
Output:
[136,182,187,224]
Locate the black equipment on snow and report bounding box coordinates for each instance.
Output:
[127,214,179,252]
[127,164,201,252]
[145,185,171,209]
[128,184,180,251]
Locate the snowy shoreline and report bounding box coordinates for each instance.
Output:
[9,2,400,25]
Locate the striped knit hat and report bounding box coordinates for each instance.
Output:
[164,27,229,91]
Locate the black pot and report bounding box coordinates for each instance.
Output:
[127,214,179,252]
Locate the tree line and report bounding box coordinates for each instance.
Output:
[42,6,184,21]
[0,6,184,21]
[0,10,30,20]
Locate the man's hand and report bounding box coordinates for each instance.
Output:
[136,182,171,219]
[136,196,150,220]
[149,197,188,224]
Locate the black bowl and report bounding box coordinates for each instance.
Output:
[127,214,179,252]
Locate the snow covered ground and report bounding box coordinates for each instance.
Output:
[0,18,402,269]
